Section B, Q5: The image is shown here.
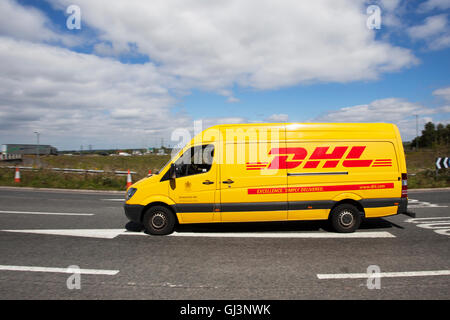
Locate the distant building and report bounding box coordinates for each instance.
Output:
[1,144,58,155]
[156,148,167,155]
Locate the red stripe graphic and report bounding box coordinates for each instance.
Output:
[248,183,394,195]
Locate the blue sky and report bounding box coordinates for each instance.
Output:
[0,0,449,150]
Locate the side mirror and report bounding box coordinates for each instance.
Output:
[170,163,176,179]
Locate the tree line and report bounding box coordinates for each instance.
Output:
[410,122,450,148]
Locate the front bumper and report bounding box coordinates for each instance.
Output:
[124,203,145,223]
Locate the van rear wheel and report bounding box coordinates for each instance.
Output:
[330,204,361,233]
[143,206,175,235]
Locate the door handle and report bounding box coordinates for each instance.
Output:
[202,180,214,185]
[222,179,234,184]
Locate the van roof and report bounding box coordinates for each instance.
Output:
[211,122,394,130]
[195,123,399,143]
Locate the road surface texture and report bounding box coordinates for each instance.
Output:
[0,187,448,299]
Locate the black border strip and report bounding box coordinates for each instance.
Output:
[174,198,403,213]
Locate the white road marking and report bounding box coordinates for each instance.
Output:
[168,231,395,238]
[0,210,94,216]
[317,270,450,280]
[0,229,133,239]
[405,217,450,223]
[0,229,395,239]
[100,199,124,202]
[405,217,450,237]
[0,265,118,275]
[407,199,448,208]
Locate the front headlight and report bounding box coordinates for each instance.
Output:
[126,187,137,200]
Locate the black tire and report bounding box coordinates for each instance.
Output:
[143,206,176,235]
[329,204,362,233]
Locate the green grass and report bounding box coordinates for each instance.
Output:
[0,169,126,190]
[0,154,170,191]
[405,146,450,189]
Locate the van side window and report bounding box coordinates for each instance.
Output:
[174,144,214,178]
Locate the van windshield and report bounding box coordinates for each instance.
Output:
[157,147,182,174]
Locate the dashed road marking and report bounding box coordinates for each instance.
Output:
[0,210,94,216]
[317,270,450,280]
[0,265,119,275]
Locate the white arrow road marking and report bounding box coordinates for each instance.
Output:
[0,265,119,275]
[168,231,395,238]
[405,217,450,237]
[405,217,450,223]
[0,229,141,239]
[0,229,395,239]
[416,222,450,229]
[0,210,94,216]
[407,199,448,208]
[317,270,450,280]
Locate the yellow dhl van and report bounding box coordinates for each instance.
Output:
[124,123,410,235]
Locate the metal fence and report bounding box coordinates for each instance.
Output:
[0,166,136,175]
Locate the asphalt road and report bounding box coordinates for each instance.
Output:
[0,187,448,300]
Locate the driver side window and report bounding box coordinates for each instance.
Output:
[174,144,215,178]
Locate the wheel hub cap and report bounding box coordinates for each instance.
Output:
[339,210,354,227]
[151,212,166,229]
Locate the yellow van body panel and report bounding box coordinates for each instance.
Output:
[125,123,407,225]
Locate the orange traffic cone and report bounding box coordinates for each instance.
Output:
[126,169,132,188]
[14,167,20,183]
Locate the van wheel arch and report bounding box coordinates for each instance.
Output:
[329,199,365,219]
[142,202,179,225]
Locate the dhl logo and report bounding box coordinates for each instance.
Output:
[246,146,392,170]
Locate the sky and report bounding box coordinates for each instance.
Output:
[0,0,449,150]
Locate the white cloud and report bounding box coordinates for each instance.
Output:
[408,14,447,38]
[407,14,450,50]
[433,86,450,102]
[0,0,79,47]
[0,0,424,149]
[0,37,190,149]
[438,105,450,113]
[418,0,450,12]
[314,98,438,140]
[265,114,289,123]
[46,0,417,92]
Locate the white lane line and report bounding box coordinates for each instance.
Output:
[0,229,395,239]
[0,210,94,216]
[0,265,119,275]
[169,231,396,238]
[100,199,124,202]
[317,270,450,280]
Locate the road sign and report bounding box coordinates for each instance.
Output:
[435,157,449,170]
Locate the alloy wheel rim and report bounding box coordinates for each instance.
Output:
[151,212,167,229]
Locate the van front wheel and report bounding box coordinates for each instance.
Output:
[143,206,175,235]
[330,204,361,233]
